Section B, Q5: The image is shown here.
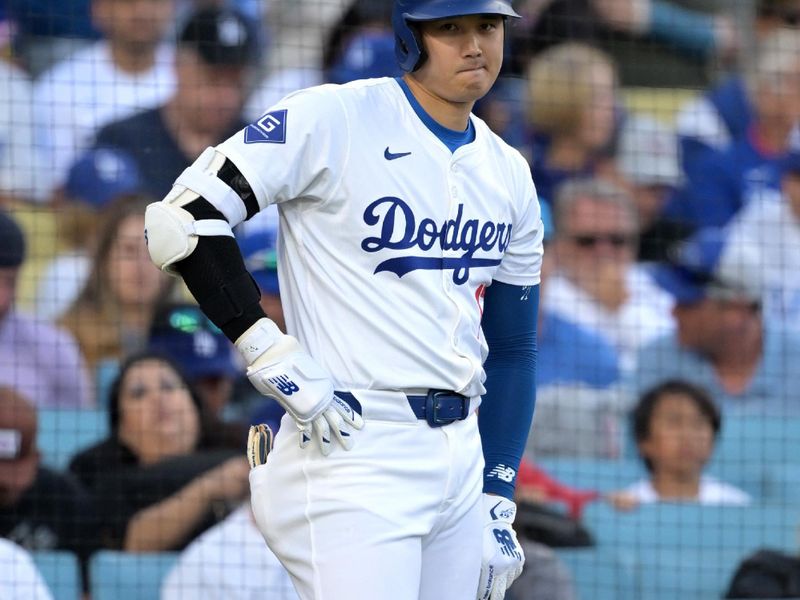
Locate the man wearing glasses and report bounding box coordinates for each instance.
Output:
[544,177,674,375]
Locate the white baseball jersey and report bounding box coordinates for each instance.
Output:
[217,77,543,398]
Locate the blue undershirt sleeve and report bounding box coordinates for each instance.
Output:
[478,281,539,499]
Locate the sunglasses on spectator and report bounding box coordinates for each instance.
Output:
[569,233,636,248]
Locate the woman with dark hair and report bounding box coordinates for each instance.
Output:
[610,379,750,509]
[69,352,249,552]
[59,194,176,372]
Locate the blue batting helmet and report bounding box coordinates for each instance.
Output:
[393,0,520,72]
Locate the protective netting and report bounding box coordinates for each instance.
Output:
[0,1,798,599]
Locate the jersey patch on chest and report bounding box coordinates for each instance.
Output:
[361,196,512,285]
[244,110,288,144]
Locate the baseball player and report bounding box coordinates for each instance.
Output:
[144,1,544,598]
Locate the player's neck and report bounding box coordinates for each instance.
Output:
[403,75,474,132]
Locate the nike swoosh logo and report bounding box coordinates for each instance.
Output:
[489,501,502,521]
[384,147,411,160]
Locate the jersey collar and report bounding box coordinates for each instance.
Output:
[395,77,476,154]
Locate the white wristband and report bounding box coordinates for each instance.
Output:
[235,318,283,365]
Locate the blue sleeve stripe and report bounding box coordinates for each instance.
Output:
[478,282,539,499]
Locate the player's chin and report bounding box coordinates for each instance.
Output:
[456,69,496,99]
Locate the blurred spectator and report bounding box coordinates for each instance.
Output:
[0,59,52,204]
[0,210,92,408]
[525,43,621,206]
[246,0,393,119]
[536,202,621,389]
[34,0,176,192]
[69,352,249,552]
[512,0,740,87]
[0,388,99,565]
[676,18,800,171]
[92,5,258,199]
[544,178,674,373]
[615,114,690,262]
[35,147,144,321]
[326,30,401,85]
[59,195,174,374]
[758,0,800,34]
[667,28,800,228]
[147,302,247,450]
[0,538,54,600]
[631,228,800,414]
[161,503,297,599]
[608,380,751,509]
[718,152,800,333]
[235,208,287,431]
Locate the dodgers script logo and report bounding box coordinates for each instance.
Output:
[361,197,512,285]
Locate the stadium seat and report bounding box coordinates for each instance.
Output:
[574,504,800,599]
[762,462,800,505]
[90,551,179,600]
[32,550,81,600]
[583,503,799,555]
[633,547,753,600]
[556,547,637,600]
[537,457,645,494]
[712,415,800,468]
[37,408,109,470]
[620,86,698,124]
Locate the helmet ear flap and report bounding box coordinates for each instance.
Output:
[409,22,427,72]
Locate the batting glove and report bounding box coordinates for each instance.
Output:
[477,494,525,600]
[236,318,363,456]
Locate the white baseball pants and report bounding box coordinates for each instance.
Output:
[249,389,484,600]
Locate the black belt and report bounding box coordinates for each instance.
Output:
[334,390,470,428]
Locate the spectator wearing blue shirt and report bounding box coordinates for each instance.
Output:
[667,28,800,228]
[676,25,800,171]
[630,227,800,414]
[536,203,621,389]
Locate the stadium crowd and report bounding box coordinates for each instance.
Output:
[0,0,798,598]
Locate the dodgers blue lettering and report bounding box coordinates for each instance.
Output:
[361,197,512,285]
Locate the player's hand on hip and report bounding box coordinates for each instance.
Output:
[477,494,525,600]
[235,318,363,455]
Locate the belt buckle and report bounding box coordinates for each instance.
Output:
[425,390,468,428]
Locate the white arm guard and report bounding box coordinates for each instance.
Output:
[144,147,244,275]
[144,202,233,274]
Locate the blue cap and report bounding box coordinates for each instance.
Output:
[65,147,143,208]
[328,31,403,84]
[147,304,240,380]
[652,228,755,305]
[238,225,279,295]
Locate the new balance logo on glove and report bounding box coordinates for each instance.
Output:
[268,375,300,395]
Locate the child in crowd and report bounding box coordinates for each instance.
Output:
[610,379,751,508]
